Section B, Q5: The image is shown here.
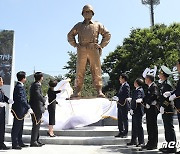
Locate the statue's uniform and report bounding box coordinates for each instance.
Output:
[68,20,111,96]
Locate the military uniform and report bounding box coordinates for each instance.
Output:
[158,65,176,153]
[159,80,176,140]
[67,5,111,97]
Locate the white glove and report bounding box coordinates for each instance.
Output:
[146,104,150,109]
[126,97,132,103]
[129,109,134,116]
[27,108,33,114]
[169,94,176,101]
[151,101,157,105]
[0,102,6,107]
[44,95,48,101]
[136,98,143,103]
[160,106,165,114]
[45,100,49,106]
[8,99,14,104]
[163,91,171,98]
[170,101,174,106]
[112,96,119,101]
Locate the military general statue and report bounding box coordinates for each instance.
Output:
[67,4,111,98]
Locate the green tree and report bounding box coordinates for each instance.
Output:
[54,75,63,82]
[63,51,77,82]
[102,23,180,92]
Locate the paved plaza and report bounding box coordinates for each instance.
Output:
[0,142,170,154]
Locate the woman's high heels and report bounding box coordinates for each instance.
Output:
[47,132,56,137]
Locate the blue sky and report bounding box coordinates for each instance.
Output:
[0,0,179,76]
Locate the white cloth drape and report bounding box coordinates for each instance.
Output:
[42,80,117,130]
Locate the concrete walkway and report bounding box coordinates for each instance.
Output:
[1,142,171,154]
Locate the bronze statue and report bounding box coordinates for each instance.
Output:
[67,4,111,98]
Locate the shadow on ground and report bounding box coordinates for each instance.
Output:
[100,145,162,154]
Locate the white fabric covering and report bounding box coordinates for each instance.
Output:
[42,80,117,130]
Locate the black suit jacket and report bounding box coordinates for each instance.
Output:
[12,82,30,119]
[47,88,61,104]
[131,87,145,115]
[29,81,46,115]
[144,82,159,106]
[117,82,130,107]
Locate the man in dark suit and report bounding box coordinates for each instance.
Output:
[158,66,176,153]
[11,71,33,150]
[127,78,145,147]
[0,76,14,150]
[29,72,46,147]
[114,73,130,138]
[143,74,159,150]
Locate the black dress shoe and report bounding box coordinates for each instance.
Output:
[30,142,42,147]
[127,142,137,146]
[159,148,176,153]
[121,135,128,138]
[0,143,10,150]
[47,132,56,137]
[12,145,22,150]
[37,141,45,146]
[136,143,145,147]
[114,133,123,137]
[146,146,157,150]
[159,148,165,152]
[19,144,29,148]
[141,144,148,149]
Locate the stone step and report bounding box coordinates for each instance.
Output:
[7,115,175,137]
[5,124,180,145]
[5,131,180,145]
[6,124,167,137]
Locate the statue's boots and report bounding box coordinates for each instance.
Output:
[70,88,81,98]
[97,89,106,98]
